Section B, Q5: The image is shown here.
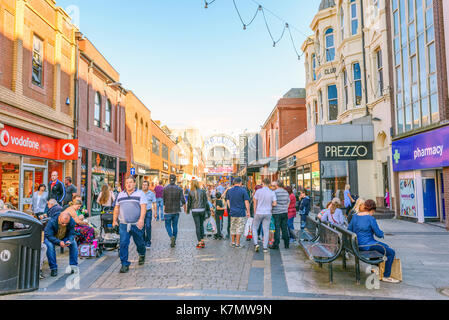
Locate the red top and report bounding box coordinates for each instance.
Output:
[288,193,297,219]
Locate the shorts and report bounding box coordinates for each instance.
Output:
[230,217,246,235]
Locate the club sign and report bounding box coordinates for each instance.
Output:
[319,142,373,161]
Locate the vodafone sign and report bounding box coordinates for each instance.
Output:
[0,125,78,160]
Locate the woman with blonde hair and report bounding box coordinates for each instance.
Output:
[319,198,346,226]
[347,198,365,224]
[63,200,95,245]
[187,180,211,249]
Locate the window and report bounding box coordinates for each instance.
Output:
[32,35,43,87]
[314,100,318,126]
[343,69,349,110]
[391,0,438,133]
[152,136,160,155]
[134,114,138,144]
[353,63,362,106]
[340,6,345,40]
[94,92,101,128]
[162,144,169,160]
[170,150,175,163]
[351,0,358,35]
[376,50,384,97]
[312,54,317,81]
[140,119,143,145]
[145,123,149,148]
[318,90,323,122]
[328,85,338,121]
[105,100,111,132]
[325,28,335,62]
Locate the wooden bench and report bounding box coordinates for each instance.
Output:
[332,224,387,284]
[299,223,343,283]
[298,215,320,242]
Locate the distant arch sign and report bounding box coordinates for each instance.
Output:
[203,135,238,157]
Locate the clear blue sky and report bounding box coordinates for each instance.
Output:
[57,0,320,137]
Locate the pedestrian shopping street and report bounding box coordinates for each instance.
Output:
[2,213,449,300]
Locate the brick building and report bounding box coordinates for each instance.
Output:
[149,120,179,185]
[75,36,127,216]
[260,88,307,184]
[124,91,152,189]
[0,0,78,212]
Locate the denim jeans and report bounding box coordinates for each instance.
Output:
[119,224,146,267]
[300,212,308,230]
[273,213,289,247]
[144,210,153,247]
[287,217,295,239]
[362,242,396,278]
[164,213,180,238]
[156,198,164,220]
[44,238,78,270]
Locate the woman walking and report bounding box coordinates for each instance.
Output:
[32,184,48,220]
[187,180,211,249]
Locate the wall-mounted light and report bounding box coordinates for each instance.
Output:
[66,97,71,105]
[372,117,382,122]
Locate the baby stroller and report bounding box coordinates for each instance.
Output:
[95,209,120,256]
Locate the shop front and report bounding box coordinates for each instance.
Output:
[280,139,373,213]
[0,125,78,212]
[90,152,117,216]
[132,164,151,189]
[392,125,449,223]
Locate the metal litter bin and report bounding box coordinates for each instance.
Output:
[0,210,43,295]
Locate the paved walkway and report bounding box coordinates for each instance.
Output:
[2,213,449,300]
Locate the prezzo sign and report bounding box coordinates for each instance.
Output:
[392,125,449,172]
[0,125,78,160]
[318,142,373,161]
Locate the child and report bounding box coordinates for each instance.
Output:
[213,192,225,240]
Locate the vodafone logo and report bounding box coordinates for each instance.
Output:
[62,143,76,156]
[0,130,10,146]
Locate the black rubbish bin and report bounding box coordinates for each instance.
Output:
[0,210,43,295]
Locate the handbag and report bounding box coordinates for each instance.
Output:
[379,258,402,282]
[244,217,253,237]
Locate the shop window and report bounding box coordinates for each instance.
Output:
[32,35,43,87]
[0,156,20,208]
[353,63,362,106]
[321,161,349,208]
[162,144,169,160]
[91,152,116,216]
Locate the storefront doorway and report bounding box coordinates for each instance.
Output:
[441,171,446,222]
[19,158,48,212]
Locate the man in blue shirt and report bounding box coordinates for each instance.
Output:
[142,180,157,249]
[225,177,250,248]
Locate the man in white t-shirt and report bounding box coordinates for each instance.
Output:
[252,178,277,253]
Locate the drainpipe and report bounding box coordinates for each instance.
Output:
[360,0,370,117]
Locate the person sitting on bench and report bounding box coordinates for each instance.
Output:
[348,199,399,284]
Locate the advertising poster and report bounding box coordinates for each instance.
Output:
[399,179,417,217]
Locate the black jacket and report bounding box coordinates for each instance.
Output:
[163,183,186,214]
[187,189,210,214]
[48,180,66,205]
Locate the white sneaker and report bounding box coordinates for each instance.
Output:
[255,244,260,252]
[381,277,400,283]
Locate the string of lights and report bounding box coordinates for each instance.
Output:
[204,0,309,61]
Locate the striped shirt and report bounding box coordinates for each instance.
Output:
[272,188,291,215]
[115,190,146,224]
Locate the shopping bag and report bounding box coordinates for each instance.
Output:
[379,259,402,282]
[209,216,217,233]
[224,209,228,217]
[244,217,254,237]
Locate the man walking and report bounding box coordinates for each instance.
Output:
[271,181,291,250]
[63,176,77,207]
[112,176,147,273]
[225,177,250,248]
[48,171,65,206]
[252,178,277,253]
[163,174,186,248]
[142,180,157,249]
[154,181,165,221]
[44,211,78,277]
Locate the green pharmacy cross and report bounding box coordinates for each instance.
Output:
[394,149,401,164]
